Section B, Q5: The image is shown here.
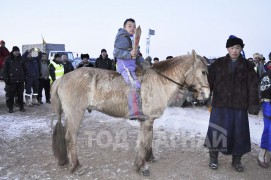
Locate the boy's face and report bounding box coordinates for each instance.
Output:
[227,45,242,59]
[124,21,136,35]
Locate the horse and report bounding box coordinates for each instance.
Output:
[51,50,210,176]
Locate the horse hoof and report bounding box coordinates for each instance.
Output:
[58,159,69,166]
[70,161,80,173]
[149,158,157,163]
[140,169,150,176]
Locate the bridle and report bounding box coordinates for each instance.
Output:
[152,68,197,92]
[152,58,209,92]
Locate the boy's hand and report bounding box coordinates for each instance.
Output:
[131,49,137,59]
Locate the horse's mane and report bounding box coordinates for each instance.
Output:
[152,54,191,72]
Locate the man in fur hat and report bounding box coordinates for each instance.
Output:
[2,46,27,113]
[204,35,259,172]
[77,54,93,68]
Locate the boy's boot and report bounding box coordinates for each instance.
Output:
[232,155,243,172]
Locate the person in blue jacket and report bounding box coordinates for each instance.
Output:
[258,60,271,168]
[23,48,41,106]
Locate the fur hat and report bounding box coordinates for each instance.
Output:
[0,40,5,44]
[11,46,20,52]
[81,53,89,60]
[253,53,263,60]
[226,35,244,48]
[153,57,159,61]
[54,53,61,59]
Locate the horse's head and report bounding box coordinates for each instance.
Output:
[183,50,210,101]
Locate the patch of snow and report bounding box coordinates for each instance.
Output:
[127,107,264,145]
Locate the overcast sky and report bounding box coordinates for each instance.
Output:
[1,0,270,60]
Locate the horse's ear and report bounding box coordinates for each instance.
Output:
[191,49,197,60]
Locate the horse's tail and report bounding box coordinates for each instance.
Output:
[51,78,69,166]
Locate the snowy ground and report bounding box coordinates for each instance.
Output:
[0,81,270,179]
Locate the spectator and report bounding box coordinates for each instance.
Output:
[258,60,271,168]
[166,56,173,59]
[248,57,254,63]
[51,54,64,79]
[77,54,93,68]
[37,53,55,104]
[2,46,26,113]
[0,40,10,79]
[204,35,259,172]
[145,56,153,66]
[264,52,271,70]
[253,53,265,79]
[61,54,74,74]
[95,49,114,70]
[23,48,41,106]
[153,57,159,63]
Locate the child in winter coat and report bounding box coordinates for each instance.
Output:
[113,18,148,121]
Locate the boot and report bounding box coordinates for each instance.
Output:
[232,155,243,172]
[8,107,14,113]
[258,148,270,168]
[32,94,40,105]
[127,88,148,121]
[25,95,33,107]
[20,106,25,112]
[209,150,218,169]
[37,98,43,104]
[46,99,51,104]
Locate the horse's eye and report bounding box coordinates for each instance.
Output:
[202,71,207,75]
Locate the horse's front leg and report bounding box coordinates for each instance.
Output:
[134,119,154,176]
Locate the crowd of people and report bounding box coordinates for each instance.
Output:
[0,18,271,172]
[0,40,119,113]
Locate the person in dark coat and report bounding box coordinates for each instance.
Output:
[61,54,74,74]
[94,49,114,70]
[37,53,55,104]
[257,59,271,168]
[0,40,10,78]
[204,35,259,172]
[1,46,27,113]
[23,48,41,106]
[77,54,93,68]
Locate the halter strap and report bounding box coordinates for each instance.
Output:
[153,69,196,92]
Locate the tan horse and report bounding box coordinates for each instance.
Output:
[51,50,210,176]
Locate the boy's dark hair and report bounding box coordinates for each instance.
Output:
[154,57,159,61]
[123,18,135,27]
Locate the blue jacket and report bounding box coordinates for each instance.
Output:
[23,51,41,79]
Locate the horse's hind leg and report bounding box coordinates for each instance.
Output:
[134,119,154,176]
[65,109,85,173]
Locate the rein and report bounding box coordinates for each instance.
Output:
[152,68,196,92]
